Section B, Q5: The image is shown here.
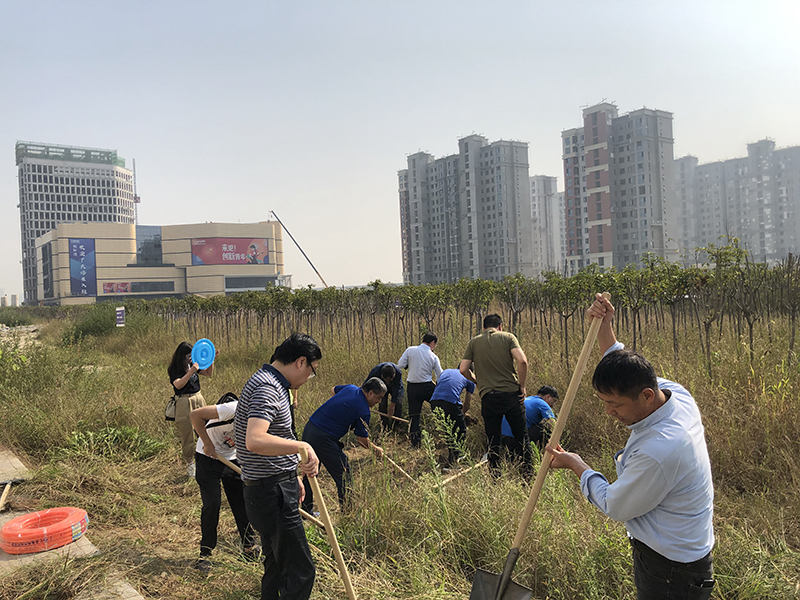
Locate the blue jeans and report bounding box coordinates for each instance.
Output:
[244,475,315,600]
[632,538,714,600]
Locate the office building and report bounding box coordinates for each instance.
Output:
[561,103,679,275]
[399,135,534,284]
[675,139,800,261]
[35,221,289,305]
[529,176,565,274]
[16,141,137,304]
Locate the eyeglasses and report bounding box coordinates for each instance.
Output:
[308,362,317,378]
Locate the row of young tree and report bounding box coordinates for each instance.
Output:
[121,240,800,379]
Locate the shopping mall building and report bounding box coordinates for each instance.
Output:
[35,220,290,305]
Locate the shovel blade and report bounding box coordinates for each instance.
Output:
[469,569,532,600]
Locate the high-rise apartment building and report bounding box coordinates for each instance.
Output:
[674,139,800,261]
[529,175,565,275]
[399,135,533,284]
[561,103,679,275]
[15,142,137,304]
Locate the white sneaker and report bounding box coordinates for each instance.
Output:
[187,461,196,477]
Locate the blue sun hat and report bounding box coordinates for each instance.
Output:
[191,338,216,370]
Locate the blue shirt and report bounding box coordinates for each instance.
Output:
[234,364,298,480]
[365,362,405,404]
[501,395,555,437]
[430,369,475,405]
[580,341,715,563]
[308,384,371,440]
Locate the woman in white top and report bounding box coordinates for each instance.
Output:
[190,396,259,572]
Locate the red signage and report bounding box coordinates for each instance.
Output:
[191,238,270,266]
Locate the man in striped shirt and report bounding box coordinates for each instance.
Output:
[234,333,321,600]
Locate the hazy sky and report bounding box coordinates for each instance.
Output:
[1,1,799,296]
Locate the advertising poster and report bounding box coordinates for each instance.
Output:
[103,282,131,294]
[69,238,97,296]
[191,238,269,266]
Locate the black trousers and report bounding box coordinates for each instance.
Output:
[430,399,467,464]
[244,474,315,600]
[632,538,714,600]
[301,421,351,511]
[378,392,404,430]
[407,381,435,447]
[502,424,548,453]
[194,452,258,556]
[481,390,531,476]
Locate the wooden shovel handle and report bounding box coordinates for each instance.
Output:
[511,292,610,550]
[299,446,358,600]
[216,455,325,529]
[360,418,415,482]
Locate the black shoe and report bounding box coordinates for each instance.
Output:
[194,557,212,572]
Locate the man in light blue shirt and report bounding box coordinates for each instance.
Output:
[547,293,715,600]
[429,367,475,465]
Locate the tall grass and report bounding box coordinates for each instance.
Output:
[0,304,797,598]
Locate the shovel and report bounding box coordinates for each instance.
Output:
[470,292,610,600]
[0,478,25,512]
[299,446,358,600]
[360,418,415,483]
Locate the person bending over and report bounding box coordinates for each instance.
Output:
[190,395,259,572]
[501,385,558,452]
[301,377,386,513]
[429,366,475,466]
[365,362,405,429]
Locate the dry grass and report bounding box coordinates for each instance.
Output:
[0,307,798,599]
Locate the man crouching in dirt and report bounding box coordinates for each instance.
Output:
[234,333,321,600]
[547,294,715,600]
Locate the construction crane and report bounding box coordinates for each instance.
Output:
[270,211,328,288]
[132,158,141,225]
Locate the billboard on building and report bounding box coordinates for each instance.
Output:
[69,238,97,296]
[191,238,269,266]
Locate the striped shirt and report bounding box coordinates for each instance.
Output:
[234,364,299,481]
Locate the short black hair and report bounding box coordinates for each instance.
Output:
[483,314,502,329]
[537,385,558,399]
[271,333,322,366]
[422,333,438,344]
[380,364,396,380]
[592,349,657,399]
[362,377,387,396]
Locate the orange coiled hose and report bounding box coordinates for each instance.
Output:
[0,507,89,555]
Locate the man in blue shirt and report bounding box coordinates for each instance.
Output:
[548,294,715,600]
[501,385,558,451]
[301,378,387,513]
[429,367,475,465]
[364,362,405,429]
